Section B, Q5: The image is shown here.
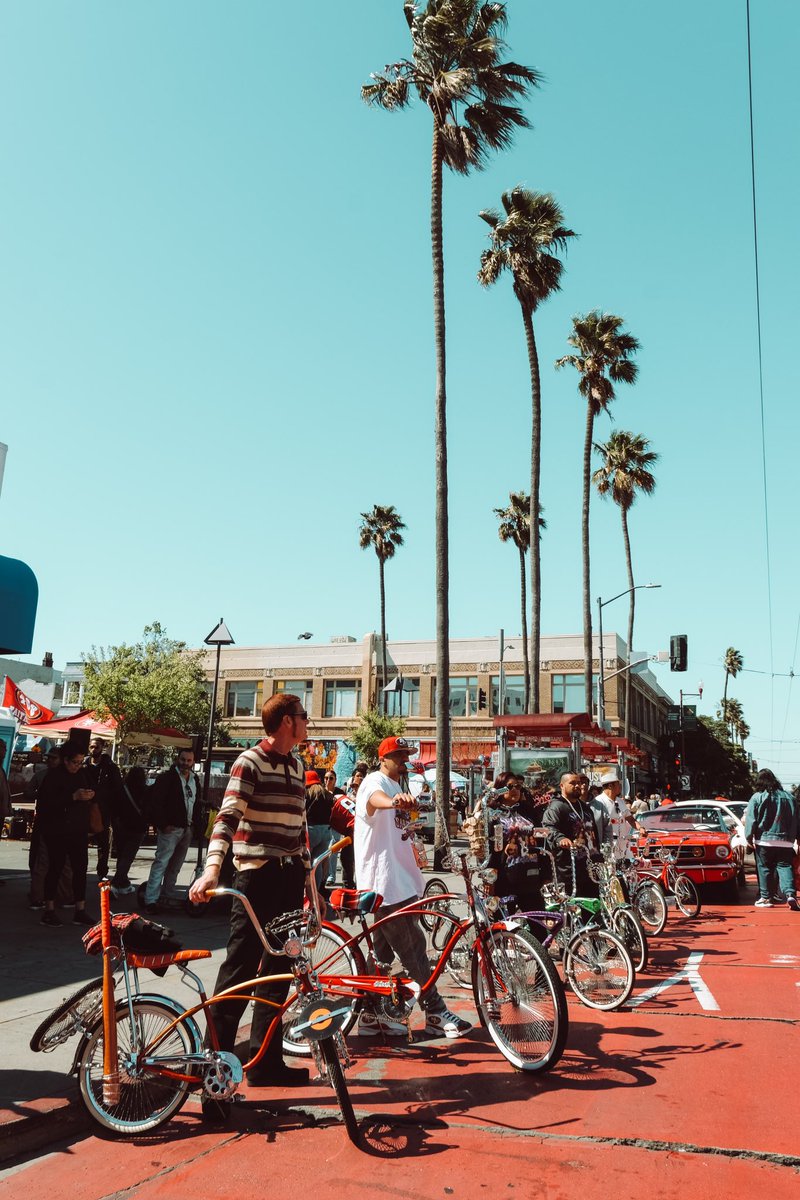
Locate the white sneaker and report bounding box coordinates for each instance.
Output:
[357,1010,408,1038]
[423,1009,472,1039]
[754,898,774,908]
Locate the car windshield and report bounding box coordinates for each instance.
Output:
[639,814,701,832]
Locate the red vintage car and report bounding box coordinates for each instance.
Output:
[635,808,744,900]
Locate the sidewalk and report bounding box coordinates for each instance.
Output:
[0,838,230,1161]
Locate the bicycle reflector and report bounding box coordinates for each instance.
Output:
[291,997,350,1041]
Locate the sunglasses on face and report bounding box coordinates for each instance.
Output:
[291,710,309,720]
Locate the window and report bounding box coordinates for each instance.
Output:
[385,677,420,717]
[64,680,82,706]
[224,680,264,718]
[432,676,480,717]
[551,673,598,714]
[323,679,362,718]
[275,680,313,716]
[491,675,526,715]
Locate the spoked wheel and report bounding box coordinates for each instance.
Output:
[609,907,649,973]
[633,880,668,936]
[283,925,366,1056]
[77,1000,201,1135]
[674,874,701,918]
[318,1036,359,1145]
[471,928,568,1073]
[564,927,634,1011]
[30,979,104,1053]
[420,878,449,931]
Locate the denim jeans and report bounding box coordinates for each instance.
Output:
[370,896,446,1015]
[755,844,796,900]
[145,826,192,904]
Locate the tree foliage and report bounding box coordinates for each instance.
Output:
[661,716,754,800]
[82,622,210,748]
[347,707,407,770]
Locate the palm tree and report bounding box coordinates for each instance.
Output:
[722,647,743,710]
[358,505,407,712]
[363,2,538,853]
[493,491,547,713]
[592,431,658,740]
[720,696,744,744]
[556,312,640,714]
[479,190,576,712]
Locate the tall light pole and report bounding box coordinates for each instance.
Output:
[196,618,235,870]
[496,629,515,773]
[596,584,661,728]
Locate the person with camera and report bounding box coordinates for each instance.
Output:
[36,738,97,927]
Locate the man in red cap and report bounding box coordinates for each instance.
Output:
[353,736,471,1040]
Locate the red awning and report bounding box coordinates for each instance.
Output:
[20,710,190,748]
[414,740,495,767]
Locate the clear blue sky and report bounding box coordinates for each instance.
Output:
[1,2,798,780]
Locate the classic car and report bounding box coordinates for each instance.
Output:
[635,807,744,899]
[672,798,753,873]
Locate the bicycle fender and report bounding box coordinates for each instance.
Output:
[70,993,203,1075]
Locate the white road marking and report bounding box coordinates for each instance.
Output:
[628,951,720,1011]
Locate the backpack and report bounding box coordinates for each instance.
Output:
[82,912,182,958]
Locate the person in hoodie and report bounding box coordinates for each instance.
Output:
[745,768,798,910]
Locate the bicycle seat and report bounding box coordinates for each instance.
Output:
[128,948,213,970]
[328,888,383,914]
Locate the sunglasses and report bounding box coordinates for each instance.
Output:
[291,709,309,720]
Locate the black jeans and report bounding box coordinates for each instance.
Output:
[43,831,88,904]
[206,858,306,1068]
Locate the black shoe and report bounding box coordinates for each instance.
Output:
[246,1064,310,1088]
[141,903,162,915]
[73,910,95,926]
[201,1097,231,1125]
[40,911,62,928]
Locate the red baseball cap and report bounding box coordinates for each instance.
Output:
[305,770,321,785]
[377,736,416,759]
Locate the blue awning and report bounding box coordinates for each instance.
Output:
[0,554,39,654]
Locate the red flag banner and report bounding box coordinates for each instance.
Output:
[1,676,55,725]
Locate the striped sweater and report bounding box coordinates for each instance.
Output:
[205,741,309,871]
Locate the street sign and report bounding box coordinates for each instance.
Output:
[667,705,681,730]
[680,774,691,791]
[682,705,697,731]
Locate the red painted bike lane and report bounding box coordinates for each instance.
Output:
[2,899,798,1198]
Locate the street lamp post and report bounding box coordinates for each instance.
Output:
[596,584,661,728]
[196,618,235,870]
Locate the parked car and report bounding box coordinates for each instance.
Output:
[636,808,743,900]
[672,799,752,875]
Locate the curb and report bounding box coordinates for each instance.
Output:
[0,1095,91,1164]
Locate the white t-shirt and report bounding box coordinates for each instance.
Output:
[354,771,423,906]
[595,790,634,858]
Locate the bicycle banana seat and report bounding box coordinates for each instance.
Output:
[127,948,213,971]
[328,888,383,914]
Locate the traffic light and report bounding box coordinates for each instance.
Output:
[670,634,688,671]
[478,688,488,710]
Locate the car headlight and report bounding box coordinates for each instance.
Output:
[715,845,730,859]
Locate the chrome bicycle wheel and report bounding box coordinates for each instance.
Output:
[420,878,449,931]
[283,925,366,1056]
[77,1000,201,1135]
[674,873,701,918]
[30,979,104,1053]
[471,928,568,1072]
[318,1036,359,1145]
[609,906,649,973]
[633,880,668,936]
[564,927,634,1011]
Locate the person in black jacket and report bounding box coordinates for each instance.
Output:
[37,738,97,928]
[84,737,124,878]
[110,766,150,896]
[141,748,202,912]
[542,771,601,898]
[304,770,333,895]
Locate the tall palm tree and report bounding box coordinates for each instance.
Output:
[358,505,407,712]
[592,431,658,740]
[722,647,743,710]
[721,696,744,745]
[556,312,640,714]
[493,491,546,713]
[363,2,537,853]
[479,189,575,712]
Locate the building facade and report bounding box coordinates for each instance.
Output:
[197,632,672,770]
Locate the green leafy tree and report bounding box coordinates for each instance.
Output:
[556,312,640,713]
[493,490,546,713]
[358,504,406,712]
[480,189,575,711]
[363,1,538,859]
[592,430,658,740]
[82,622,210,750]
[348,707,407,769]
[722,647,743,710]
[666,716,754,799]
